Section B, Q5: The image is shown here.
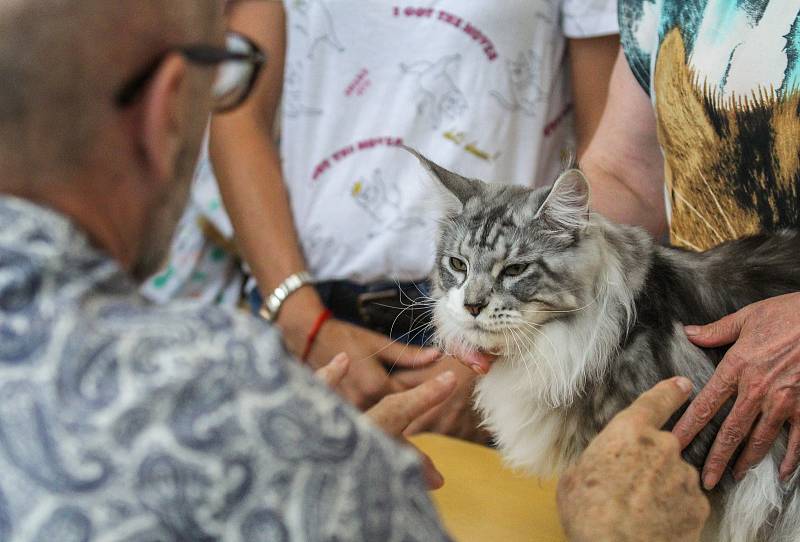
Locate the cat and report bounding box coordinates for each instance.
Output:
[404,146,800,542]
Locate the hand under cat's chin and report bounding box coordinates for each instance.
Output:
[445,342,499,375]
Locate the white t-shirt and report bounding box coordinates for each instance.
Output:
[281,0,617,283]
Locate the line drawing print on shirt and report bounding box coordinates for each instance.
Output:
[283,61,323,118]
[291,0,345,59]
[534,0,559,24]
[491,49,545,116]
[351,169,426,235]
[303,223,342,261]
[400,54,468,129]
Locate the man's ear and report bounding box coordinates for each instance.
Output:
[402,145,481,210]
[534,169,591,232]
[139,54,188,186]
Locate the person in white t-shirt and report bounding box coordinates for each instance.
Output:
[210,0,619,440]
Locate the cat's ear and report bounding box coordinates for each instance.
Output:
[403,145,480,208]
[534,169,591,232]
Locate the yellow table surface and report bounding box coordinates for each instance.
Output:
[411,434,566,542]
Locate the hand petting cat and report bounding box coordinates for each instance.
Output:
[315,352,457,490]
[303,317,442,410]
[392,356,491,443]
[300,313,492,443]
[557,378,709,542]
[674,292,800,490]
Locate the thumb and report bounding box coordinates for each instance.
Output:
[314,352,350,388]
[618,377,693,429]
[378,339,442,369]
[368,371,457,435]
[684,311,744,347]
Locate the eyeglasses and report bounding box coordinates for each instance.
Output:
[116,32,266,113]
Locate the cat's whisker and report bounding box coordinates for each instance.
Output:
[384,297,436,348]
[384,322,437,373]
[354,316,436,371]
[508,327,535,392]
[518,320,559,361]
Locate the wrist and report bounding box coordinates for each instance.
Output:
[275,286,328,353]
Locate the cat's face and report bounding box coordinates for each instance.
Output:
[405,148,602,356]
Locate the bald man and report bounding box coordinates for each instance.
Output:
[0,2,453,540]
[0,1,709,540]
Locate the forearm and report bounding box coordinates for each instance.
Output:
[210,118,324,343]
[577,49,668,239]
[569,34,620,157]
[581,148,667,238]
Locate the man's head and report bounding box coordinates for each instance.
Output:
[0,1,225,279]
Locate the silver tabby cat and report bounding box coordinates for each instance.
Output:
[406,147,800,542]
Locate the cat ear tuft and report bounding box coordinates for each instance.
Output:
[534,168,591,232]
[402,145,480,207]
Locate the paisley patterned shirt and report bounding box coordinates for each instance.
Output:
[0,196,448,541]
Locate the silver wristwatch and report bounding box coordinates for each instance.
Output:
[259,271,314,322]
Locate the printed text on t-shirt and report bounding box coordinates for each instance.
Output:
[312,137,405,181]
[392,6,497,61]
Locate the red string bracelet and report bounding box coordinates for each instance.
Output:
[301,308,333,362]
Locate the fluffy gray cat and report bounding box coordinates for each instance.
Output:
[406,148,800,542]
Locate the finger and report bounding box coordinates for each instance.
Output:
[403,405,438,436]
[314,353,350,388]
[781,423,800,481]
[673,365,738,449]
[618,377,693,428]
[732,410,787,481]
[378,339,442,369]
[403,438,445,490]
[370,371,457,434]
[684,311,744,348]
[457,350,496,376]
[700,396,760,490]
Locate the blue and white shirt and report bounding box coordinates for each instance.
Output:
[0,196,447,541]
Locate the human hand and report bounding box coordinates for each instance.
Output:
[392,356,490,444]
[310,319,442,410]
[280,294,441,409]
[557,377,709,542]
[367,370,457,489]
[446,344,497,375]
[674,292,800,489]
[314,355,457,489]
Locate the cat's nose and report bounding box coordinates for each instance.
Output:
[464,302,487,317]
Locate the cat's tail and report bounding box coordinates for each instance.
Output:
[719,445,800,542]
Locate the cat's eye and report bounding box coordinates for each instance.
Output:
[449,257,468,273]
[502,263,529,277]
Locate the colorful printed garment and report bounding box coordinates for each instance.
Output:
[620,0,800,250]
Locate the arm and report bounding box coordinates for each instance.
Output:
[579,48,667,238]
[213,2,440,410]
[212,1,318,345]
[568,34,619,157]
